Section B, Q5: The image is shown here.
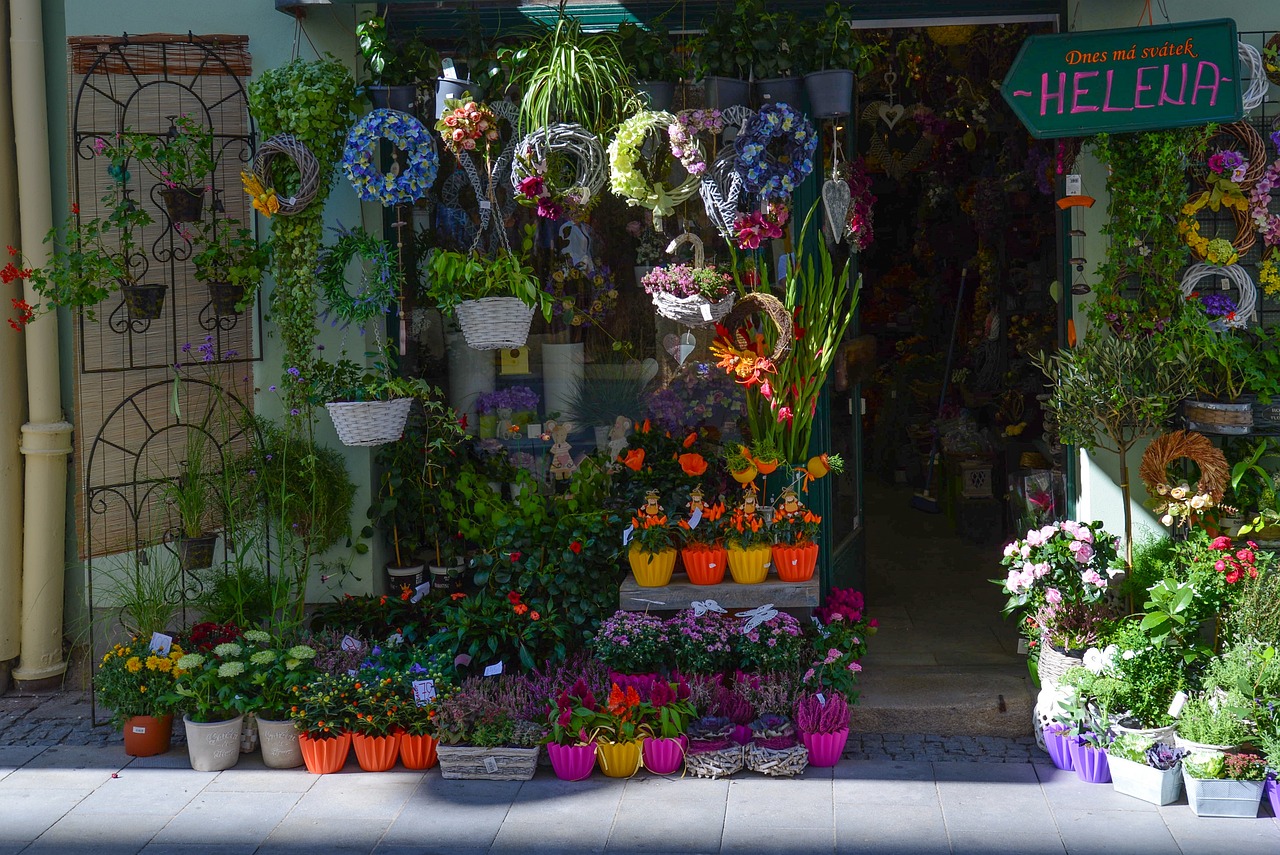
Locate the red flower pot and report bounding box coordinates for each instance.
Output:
[352,732,401,772]
[802,729,849,767]
[399,733,439,770]
[642,736,687,775]
[681,545,727,585]
[547,742,597,781]
[122,714,173,757]
[298,731,352,774]
[772,543,819,582]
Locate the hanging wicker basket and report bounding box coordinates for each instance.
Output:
[650,232,735,328]
[325,398,413,447]
[454,297,536,351]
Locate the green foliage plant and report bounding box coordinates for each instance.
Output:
[693,0,772,81]
[288,670,358,738]
[189,218,270,307]
[425,231,551,320]
[241,630,317,719]
[356,14,440,88]
[162,429,214,539]
[173,641,254,722]
[805,3,883,75]
[100,550,183,638]
[127,115,217,190]
[615,20,676,83]
[1175,692,1251,747]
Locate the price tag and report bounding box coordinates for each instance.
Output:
[700,301,713,321]
[527,423,542,439]
[410,581,431,604]
[483,757,499,774]
[347,669,358,677]
[484,661,504,677]
[441,58,459,80]
[1168,691,1189,718]
[816,693,827,706]
[149,633,173,656]
[412,680,437,707]
[454,653,473,667]
[1065,174,1082,196]
[622,525,635,546]
[1016,639,1029,655]
[479,200,492,210]
[131,725,147,734]
[688,508,703,529]
[340,635,361,652]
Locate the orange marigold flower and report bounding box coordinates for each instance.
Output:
[678,452,708,477]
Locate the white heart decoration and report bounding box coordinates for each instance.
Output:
[878,103,905,130]
[678,332,695,365]
[663,333,681,361]
[822,178,852,244]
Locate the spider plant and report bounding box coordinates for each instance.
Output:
[503,10,639,136]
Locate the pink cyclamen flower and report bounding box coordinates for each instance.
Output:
[847,662,862,673]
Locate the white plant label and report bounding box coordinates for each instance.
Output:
[347,669,358,677]
[622,525,635,546]
[412,680,437,706]
[688,508,703,529]
[483,757,499,774]
[340,635,361,652]
[1066,174,1082,196]
[700,301,713,321]
[1168,691,1189,718]
[479,200,492,210]
[411,581,431,604]
[816,693,827,706]
[131,725,147,734]
[149,633,173,656]
[484,661,504,677]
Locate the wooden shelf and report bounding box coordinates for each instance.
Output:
[619,575,819,612]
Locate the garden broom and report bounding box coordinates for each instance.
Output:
[910,267,967,514]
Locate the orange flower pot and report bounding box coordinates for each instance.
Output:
[628,544,676,587]
[753,459,780,475]
[772,542,819,582]
[399,733,439,770]
[681,544,727,585]
[727,544,771,584]
[298,731,352,774]
[122,714,173,757]
[352,732,401,772]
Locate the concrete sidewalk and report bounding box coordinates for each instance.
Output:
[1,742,1278,855]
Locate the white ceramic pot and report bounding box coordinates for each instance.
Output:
[446,327,495,434]
[184,714,244,772]
[257,716,304,769]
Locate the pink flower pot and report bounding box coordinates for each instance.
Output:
[547,742,596,781]
[1068,737,1111,784]
[643,736,687,775]
[732,724,753,746]
[1042,725,1074,771]
[801,729,849,768]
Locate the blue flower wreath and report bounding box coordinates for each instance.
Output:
[342,109,438,206]
[316,225,402,329]
[734,103,817,203]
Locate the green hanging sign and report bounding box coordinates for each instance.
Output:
[1001,18,1243,139]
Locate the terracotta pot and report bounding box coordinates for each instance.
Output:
[628,544,676,587]
[727,544,771,584]
[681,544,727,585]
[352,732,401,772]
[547,742,597,781]
[399,733,439,770]
[122,714,173,757]
[801,728,848,767]
[642,736,687,775]
[771,542,819,582]
[298,731,352,775]
[596,740,644,778]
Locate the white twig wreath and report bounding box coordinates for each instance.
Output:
[1180,262,1258,328]
[700,145,749,242]
[509,123,606,222]
[1239,41,1268,112]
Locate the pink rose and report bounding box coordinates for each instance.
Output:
[1045,587,1062,605]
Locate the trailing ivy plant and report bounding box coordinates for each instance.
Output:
[247,57,358,402]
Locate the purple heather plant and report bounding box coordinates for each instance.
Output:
[794,691,851,735]
[641,263,733,301]
[712,685,755,725]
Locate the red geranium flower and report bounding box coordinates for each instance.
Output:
[570,540,582,554]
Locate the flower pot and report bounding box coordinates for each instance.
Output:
[326,397,413,447]
[755,77,803,106]
[703,76,751,111]
[1109,754,1182,805]
[1183,398,1253,435]
[804,70,856,118]
[628,544,677,587]
[682,544,727,585]
[437,744,539,780]
[456,296,536,351]
[159,186,205,223]
[178,534,217,572]
[257,716,304,769]
[122,714,173,757]
[1108,719,1176,745]
[1037,639,1085,687]
[122,283,167,321]
[1183,769,1265,817]
[183,714,244,772]
[753,459,780,476]
[642,736,687,775]
[541,341,584,428]
[596,740,643,778]
[1265,775,1280,817]
[1068,738,1111,784]
[730,465,758,485]
[547,742,597,781]
[298,731,352,775]
[1174,735,1240,756]
[352,732,401,772]
[637,81,674,112]
[386,563,425,595]
[434,77,479,121]
[399,733,439,770]
[1041,725,1074,771]
[771,543,818,582]
[801,729,848,767]
[206,281,247,317]
[366,84,418,113]
[727,544,771,584]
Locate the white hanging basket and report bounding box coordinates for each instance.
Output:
[325,397,413,447]
[650,231,735,328]
[455,296,536,350]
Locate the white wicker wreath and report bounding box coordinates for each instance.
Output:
[1239,41,1268,112]
[608,110,702,222]
[1180,262,1258,328]
[700,144,748,242]
[510,123,607,219]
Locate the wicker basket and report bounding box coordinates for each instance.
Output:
[325,398,413,447]
[684,745,744,779]
[745,743,809,777]
[1038,638,1085,687]
[455,297,535,350]
[437,745,539,781]
[652,290,735,328]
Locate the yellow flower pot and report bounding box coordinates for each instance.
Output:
[727,544,771,584]
[628,544,676,587]
[596,740,643,778]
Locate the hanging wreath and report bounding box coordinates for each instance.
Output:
[1179,262,1257,329]
[510,123,606,222]
[668,109,724,176]
[700,145,749,242]
[341,109,438,207]
[735,103,816,204]
[710,292,795,387]
[243,134,321,217]
[608,110,701,221]
[544,259,618,331]
[1139,430,1229,506]
[316,226,402,328]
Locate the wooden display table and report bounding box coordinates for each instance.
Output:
[619,575,819,613]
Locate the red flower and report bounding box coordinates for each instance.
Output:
[5,246,16,257]
[569,540,582,555]
[509,551,522,563]
[514,603,529,615]
[1210,535,1232,551]
[450,592,467,601]
[399,585,412,601]
[70,203,80,215]
[507,590,522,605]
[530,611,540,621]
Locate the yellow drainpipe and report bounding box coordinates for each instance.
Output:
[0,4,26,679]
[11,0,73,687]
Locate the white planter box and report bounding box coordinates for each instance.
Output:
[1183,770,1265,817]
[1109,755,1182,806]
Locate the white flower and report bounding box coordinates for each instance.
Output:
[1161,514,1174,527]
[213,643,243,658]
[243,629,270,644]
[1083,647,1107,674]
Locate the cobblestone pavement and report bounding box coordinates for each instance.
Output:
[3,688,1033,760]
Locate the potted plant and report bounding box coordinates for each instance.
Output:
[289,671,358,774]
[640,256,736,329]
[590,682,654,778]
[746,713,808,777]
[127,115,216,223]
[692,1,760,110]
[356,13,440,112]
[802,3,880,118]
[592,610,671,675]
[189,218,270,317]
[752,8,802,106]
[307,352,434,448]
[680,497,727,585]
[616,20,677,111]
[545,677,601,781]
[770,489,821,583]
[1243,325,1280,431]
[163,430,218,572]
[723,490,771,584]
[626,502,681,587]
[173,641,253,771]
[349,672,402,772]
[432,676,543,781]
[684,714,743,778]
[1175,693,1251,754]
[1184,752,1269,817]
[243,632,317,769]
[94,637,186,757]
[426,240,551,352]
[1108,734,1188,805]
[394,662,450,770]
[641,677,696,775]
[1178,309,1257,435]
[725,444,759,486]
[794,691,850,767]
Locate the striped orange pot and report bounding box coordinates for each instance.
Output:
[772,542,819,582]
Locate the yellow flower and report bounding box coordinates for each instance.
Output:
[145,655,165,671]
[125,657,143,673]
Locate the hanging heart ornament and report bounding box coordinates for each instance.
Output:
[822,176,852,244]
[663,332,697,365]
[877,103,905,130]
[862,102,935,181]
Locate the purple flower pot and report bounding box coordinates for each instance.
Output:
[643,736,687,775]
[1042,725,1074,771]
[1265,776,1280,817]
[801,729,849,768]
[1069,737,1111,784]
[732,724,753,746]
[547,742,596,781]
